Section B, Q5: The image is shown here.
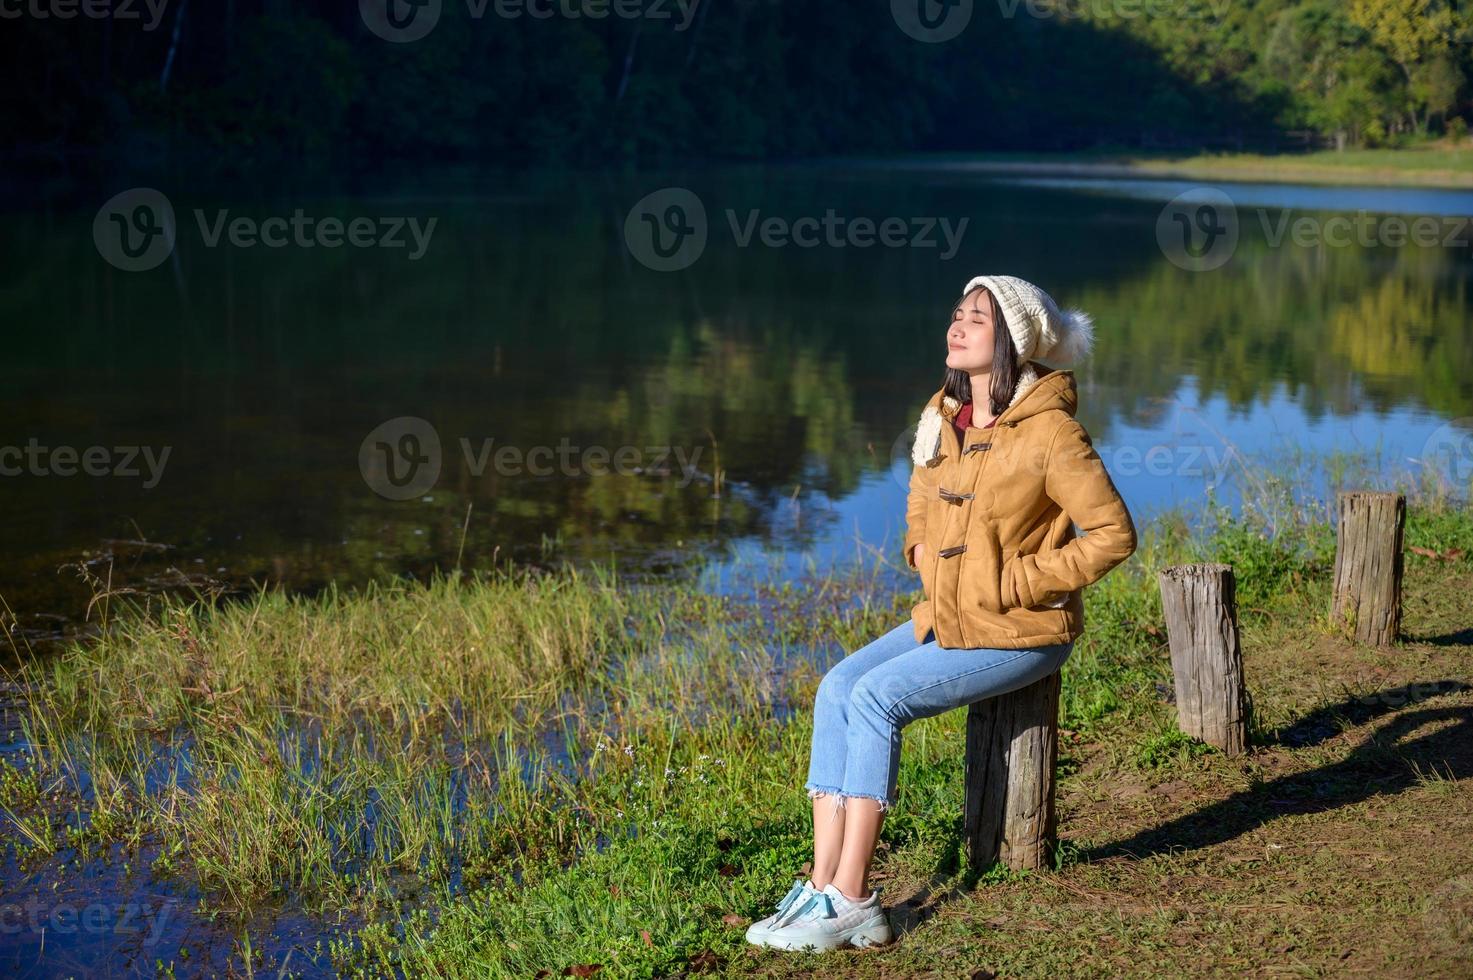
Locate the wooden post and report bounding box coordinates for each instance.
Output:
[963,670,1061,873]
[1331,491,1405,647]
[1157,563,1250,756]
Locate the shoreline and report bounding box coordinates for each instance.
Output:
[828,149,1473,190]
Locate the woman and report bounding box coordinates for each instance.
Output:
[746,274,1138,952]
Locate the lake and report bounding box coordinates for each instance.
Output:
[4,164,1471,653]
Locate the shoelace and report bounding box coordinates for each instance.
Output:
[773,880,808,915]
[773,889,835,927]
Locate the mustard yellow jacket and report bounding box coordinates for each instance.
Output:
[903,362,1137,649]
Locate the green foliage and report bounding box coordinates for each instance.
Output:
[1133,724,1217,771]
[1405,500,1473,559]
[5,0,1468,169]
[1200,518,1320,608]
[168,13,358,163]
[1188,491,1333,611]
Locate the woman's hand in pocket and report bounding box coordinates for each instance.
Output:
[909,543,926,569]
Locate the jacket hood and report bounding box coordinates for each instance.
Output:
[911,361,1078,466]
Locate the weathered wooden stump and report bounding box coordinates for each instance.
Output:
[1157,562,1249,756]
[963,670,1062,873]
[1331,490,1405,646]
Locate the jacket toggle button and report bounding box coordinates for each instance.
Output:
[937,544,968,558]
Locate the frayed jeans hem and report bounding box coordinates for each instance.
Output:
[805,784,895,821]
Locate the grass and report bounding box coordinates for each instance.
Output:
[1,474,1471,977]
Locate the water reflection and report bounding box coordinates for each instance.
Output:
[2,167,1470,647]
[982,174,1473,217]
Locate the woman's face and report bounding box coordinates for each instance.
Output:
[946,287,995,373]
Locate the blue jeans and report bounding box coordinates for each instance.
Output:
[805,618,1073,818]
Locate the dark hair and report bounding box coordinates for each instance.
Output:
[941,286,1022,419]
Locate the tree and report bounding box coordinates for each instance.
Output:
[1347,0,1466,133]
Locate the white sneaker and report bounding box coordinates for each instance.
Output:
[752,882,893,952]
[744,878,817,945]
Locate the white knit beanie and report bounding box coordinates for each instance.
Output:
[960,274,1095,367]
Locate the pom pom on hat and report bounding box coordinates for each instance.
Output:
[1042,307,1095,366]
